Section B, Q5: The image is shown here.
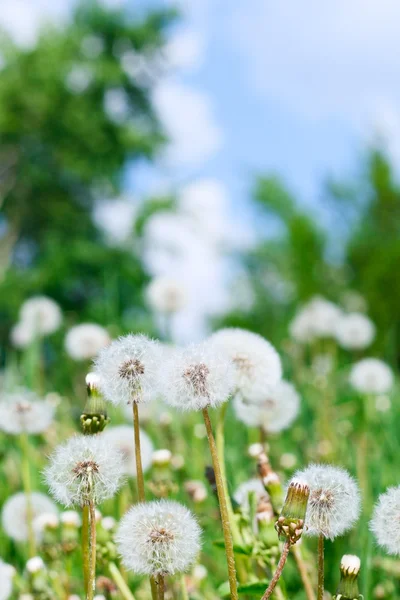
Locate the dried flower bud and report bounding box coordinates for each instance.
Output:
[257,451,283,512]
[333,555,361,600]
[275,481,310,544]
[81,373,110,435]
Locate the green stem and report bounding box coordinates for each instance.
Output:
[19,433,36,557]
[203,407,238,600]
[132,402,145,503]
[292,544,316,600]
[150,577,158,600]
[82,505,90,596]
[317,534,324,600]
[180,574,189,600]
[260,540,291,600]
[109,562,137,600]
[157,573,165,600]
[87,501,97,600]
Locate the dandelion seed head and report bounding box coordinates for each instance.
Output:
[340,554,361,575]
[0,559,14,600]
[0,390,55,435]
[370,486,400,555]
[162,341,234,411]
[93,334,161,405]
[350,358,394,395]
[116,500,201,575]
[19,296,62,336]
[291,464,361,540]
[289,296,342,343]
[102,425,154,477]
[1,492,58,543]
[60,510,81,527]
[33,513,59,540]
[234,380,300,433]
[65,323,110,360]
[26,556,45,573]
[44,434,125,507]
[10,320,36,349]
[210,328,282,403]
[335,312,375,350]
[146,276,188,313]
[234,478,268,512]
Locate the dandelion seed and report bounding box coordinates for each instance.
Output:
[65,323,110,360]
[233,380,300,433]
[210,328,282,402]
[146,275,188,314]
[350,358,393,395]
[290,464,361,540]
[0,390,55,435]
[1,492,58,543]
[94,334,161,405]
[44,434,125,507]
[116,500,201,575]
[102,425,154,477]
[19,296,62,336]
[370,486,400,555]
[162,341,234,411]
[335,312,375,350]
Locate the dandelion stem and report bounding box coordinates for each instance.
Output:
[109,562,137,600]
[317,534,324,600]
[260,540,291,600]
[82,505,90,596]
[150,577,158,600]
[203,407,238,600]
[292,544,316,600]
[132,402,145,503]
[180,574,189,600]
[19,432,36,557]
[157,573,165,600]
[87,500,97,600]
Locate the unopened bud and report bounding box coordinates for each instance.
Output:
[152,449,172,467]
[81,373,109,435]
[275,480,310,544]
[334,555,361,600]
[257,451,283,512]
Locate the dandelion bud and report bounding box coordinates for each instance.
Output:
[275,481,310,544]
[26,556,45,574]
[152,449,172,467]
[185,480,208,503]
[257,451,283,512]
[81,373,110,435]
[333,555,361,600]
[248,443,264,458]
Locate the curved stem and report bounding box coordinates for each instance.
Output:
[82,505,90,595]
[132,402,145,503]
[260,540,291,600]
[109,562,137,600]
[292,544,316,600]
[317,534,324,600]
[203,408,238,600]
[87,501,97,600]
[19,433,36,557]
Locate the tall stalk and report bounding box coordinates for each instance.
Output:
[202,407,238,600]
[82,505,90,596]
[317,534,324,600]
[109,562,137,600]
[87,501,97,600]
[157,574,165,600]
[292,545,316,600]
[261,540,291,600]
[19,432,36,557]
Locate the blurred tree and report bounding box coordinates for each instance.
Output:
[0,1,176,341]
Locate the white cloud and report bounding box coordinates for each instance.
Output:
[152,79,223,168]
[230,0,400,125]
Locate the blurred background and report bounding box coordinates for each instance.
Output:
[1,0,400,359]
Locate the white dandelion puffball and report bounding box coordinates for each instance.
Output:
[33,513,59,540]
[234,478,267,511]
[340,554,361,575]
[0,559,14,600]
[291,464,361,540]
[44,434,125,507]
[10,321,36,349]
[19,296,62,336]
[102,425,154,477]
[116,500,201,575]
[0,390,55,434]
[94,334,161,405]
[289,296,342,343]
[146,276,188,313]
[209,328,282,403]
[370,486,400,555]
[65,323,110,360]
[349,358,394,395]
[162,341,235,411]
[2,492,58,543]
[335,312,376,350]
[233,380,300,433]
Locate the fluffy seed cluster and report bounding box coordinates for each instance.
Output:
[233,478,268,512]
[65,323,110,360]
[102,425,154,477]
[349,358,394,395]
[233,380,300,433]
[116,500,201,575]
[0,390,55,435]
[146,275,188,314]
[289,296,342,343]
[370,485,400,555]
[44,434,125,507]
[0,559,14,600]
[94,334,161,405]
[210,328,282,403]
[335,312,375,350]
[340,554,361,575]
[20,296,62,336]
[1,492,58,543]
[162,341,235,411]
[291,464,361,540]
